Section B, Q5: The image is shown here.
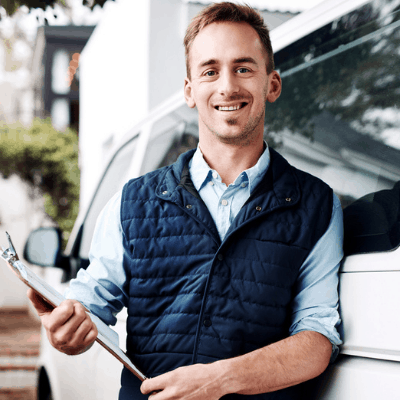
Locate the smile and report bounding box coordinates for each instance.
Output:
[215,102,247,111]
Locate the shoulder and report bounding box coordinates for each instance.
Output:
[270,147,333,196]
[121,148,196,202]
[294,167,333,215]
[293,164,332,194]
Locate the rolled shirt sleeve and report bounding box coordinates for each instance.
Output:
[65,191,129,326]
[289,193,343,361]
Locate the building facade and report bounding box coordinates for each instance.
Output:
[32,26,94,132]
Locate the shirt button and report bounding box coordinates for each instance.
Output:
[209,181,214,186]
[212,172,218,179]
[162,191,168,195]
[221,199,228,206]
[217,254,223,261]
[186,204,192,209]
[241,183,247,188]
[203,319,212,327]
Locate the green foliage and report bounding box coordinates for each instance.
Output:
[0,119,80,247]
[0,0,110,16]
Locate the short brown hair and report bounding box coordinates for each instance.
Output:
[184,2,275,79]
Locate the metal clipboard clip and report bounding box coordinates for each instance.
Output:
[1,231,20,267]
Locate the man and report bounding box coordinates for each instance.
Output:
[28,3,343,399]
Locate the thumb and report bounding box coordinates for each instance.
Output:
[27,288,54,317]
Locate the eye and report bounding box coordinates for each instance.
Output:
[205,70,216,77]
[237,67,250,74]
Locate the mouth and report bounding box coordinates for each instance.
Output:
[215,102,248,111]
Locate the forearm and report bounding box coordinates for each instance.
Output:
[141,330,333,399]
[217,331,332,396]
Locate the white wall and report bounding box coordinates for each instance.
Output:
[79,0,151,210]
[148,0,186,110]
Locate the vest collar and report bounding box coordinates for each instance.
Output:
[253,147,300,210]
[155,149,196,202]
[156,149,221,242]
[155,147,301,220]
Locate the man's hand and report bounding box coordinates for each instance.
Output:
[27,288,98,355]
[140,363,228,400]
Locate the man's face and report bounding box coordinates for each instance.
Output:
[184,21,281,146]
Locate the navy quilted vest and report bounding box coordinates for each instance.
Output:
[119,148,333,400]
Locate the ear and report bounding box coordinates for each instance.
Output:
[266,71,282,103]
[184,78,196,109]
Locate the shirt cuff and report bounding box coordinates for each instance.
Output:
[290,314,342,363]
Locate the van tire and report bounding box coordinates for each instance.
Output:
[38,368,53,400]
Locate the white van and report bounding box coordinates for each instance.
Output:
[25,0,400,398]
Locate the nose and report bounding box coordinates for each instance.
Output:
[218,70,240,97]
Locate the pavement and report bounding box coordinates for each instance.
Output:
[0,308,41,400]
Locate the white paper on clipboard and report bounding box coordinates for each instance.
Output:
[0,232,146,382]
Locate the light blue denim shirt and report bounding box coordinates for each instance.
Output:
[189,146,270,240]
[66,146,343,360]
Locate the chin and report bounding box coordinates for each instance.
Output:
[214,132,255,146]
[226,118,239,126]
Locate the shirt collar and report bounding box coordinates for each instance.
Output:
[189,146,213,192]
[189,143,270,193]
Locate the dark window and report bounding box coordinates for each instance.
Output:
[70,100,79,134]
[343,181,400,255]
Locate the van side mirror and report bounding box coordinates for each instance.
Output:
[24,227,62,267]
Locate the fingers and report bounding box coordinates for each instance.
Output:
[27,288,54,316]
[42,299,76,332]
[141,378,155,395]
[52,311,98,355]
[28,290,98,355]
[141,377,164,396]
[140,364,223,400]
[70,304,98,347]
[39,299,97,355]
[54,303,98,350]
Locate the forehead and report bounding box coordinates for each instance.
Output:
[189,21,267,71]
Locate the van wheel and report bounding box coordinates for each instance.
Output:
[38,368,53,400]
[44,391,54,400]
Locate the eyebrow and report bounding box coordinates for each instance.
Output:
[199,59,218,68]
[233,57,258,66]
[198,57,259,69]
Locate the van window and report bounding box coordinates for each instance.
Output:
[79,136,138,260]
[139,112,198,175]
[158,133,199,168]
[267,0,400,210]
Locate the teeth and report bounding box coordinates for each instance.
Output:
[218,104,242,111]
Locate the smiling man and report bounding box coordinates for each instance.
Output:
[28,3,343,400]
[182,19,282,186]
[185,22,278,143]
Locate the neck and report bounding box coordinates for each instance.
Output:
[199,139,265,186]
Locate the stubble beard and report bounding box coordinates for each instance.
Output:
[204,107,265,147]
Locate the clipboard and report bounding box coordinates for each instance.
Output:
[0,232,146,382]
